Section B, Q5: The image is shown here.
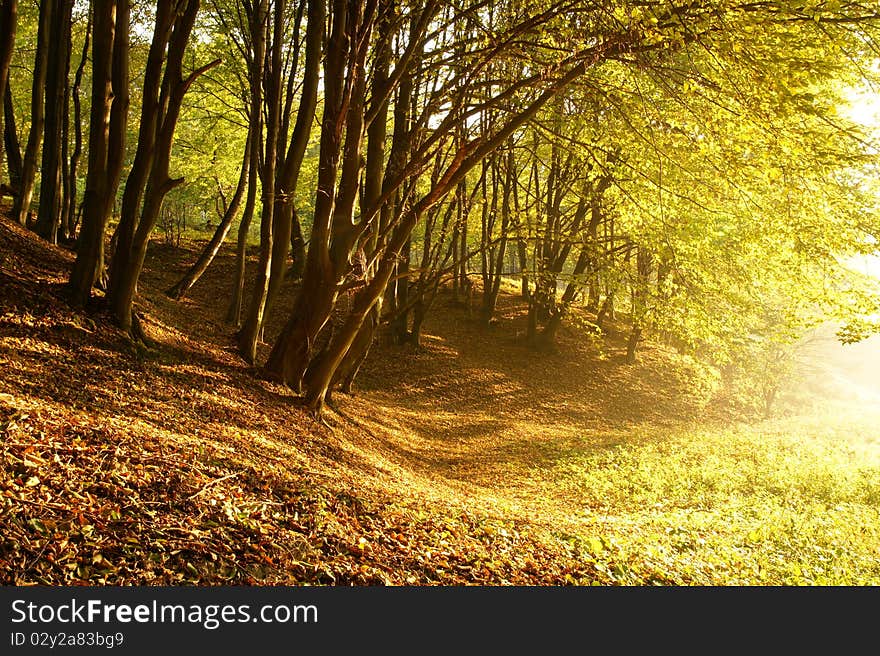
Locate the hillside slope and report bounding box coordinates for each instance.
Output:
[0,212,794,585]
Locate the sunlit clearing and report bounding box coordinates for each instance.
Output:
[781,323,880,419]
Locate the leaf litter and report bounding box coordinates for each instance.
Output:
[0,211,716,585]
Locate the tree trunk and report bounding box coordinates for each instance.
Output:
[390,235,411,342]
[517,237,529,300]
[382,11,421,322]
[13,0,52,227]
[288,212,306,280]
[68,0,129,307]
[59,37,72,242]
[3,82,23,195]
[223,1,265,328]
[625,326,642,363]
[479,157,494,321]
[596,291,613,331]
[35,0,73,244]
[625,246,652,363]
[264,0,376,388]
[237,0,279,363]
[225,127,260,327]
[106,0,214,336]
[262,0,322,322]
[0,0,17,190]
[481,143,512,326]
[65,11,90,240]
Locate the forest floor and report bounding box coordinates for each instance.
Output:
[2,210,880,585]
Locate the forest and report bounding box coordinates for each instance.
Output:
[1,0,880,586]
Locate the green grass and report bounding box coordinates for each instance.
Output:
[538,406,880,585]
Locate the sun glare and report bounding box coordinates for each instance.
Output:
[844,92,880,128]
[840,55,880,130]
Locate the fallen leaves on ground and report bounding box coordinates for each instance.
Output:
[0,211,717,585]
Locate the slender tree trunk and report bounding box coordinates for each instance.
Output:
[481,144,512,326]
[13,0,53,227]
[380,12,420,323]
[288,213,306,280]
[596,290,613,331]
[457,206,468,298]
[519,247,530,297]
[35,0,73,244]
[410,299,427,346]
[59,48,71,242]
[269,0,323,297]
[249,0,322,345]
[587,280,600,312]
[516,175,530,305]
[68,0,128,307]
[264,0,375,388]
[479,158,494,321]
[451,225,460,300]
[626,246,652,363]
[107,0,215,336]
[0,0,18,191]
[625,326,642,363]
[3,82,23,195]
[390,235,411,342]
[223,1,264,328]
[237,0,279,363]
[65,11,90,239]
[225,125,260,327]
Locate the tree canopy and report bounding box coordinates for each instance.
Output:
[0,0,878,413]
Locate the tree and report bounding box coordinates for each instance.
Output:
[237,0,323,362]
[3,81,23,197]
[105,0,219,336]
[68,0,129,307]
[277,0,880,413]
[63,8,91,241]
[34,0,73,244]
[11,0,51,227]
[0,0,17,192]
[263,0,386,385]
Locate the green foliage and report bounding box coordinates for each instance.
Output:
[547,412,880,584]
